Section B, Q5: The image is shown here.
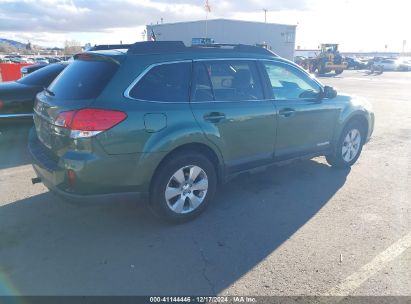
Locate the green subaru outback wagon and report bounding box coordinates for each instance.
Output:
[29,41,374,222]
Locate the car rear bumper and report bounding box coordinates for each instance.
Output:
[32,163,147,203]
[28,127,149,203]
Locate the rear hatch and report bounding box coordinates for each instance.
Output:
[33,52,123,157]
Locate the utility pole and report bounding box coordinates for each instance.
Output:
[263,9,267,23]
[204,0,211,39]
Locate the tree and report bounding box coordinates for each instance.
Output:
[64,40,82,55]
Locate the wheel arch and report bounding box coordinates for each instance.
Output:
[334,113,369,148]
[343,114,369,141]
[149,142,224,193]
[327,113,369,168]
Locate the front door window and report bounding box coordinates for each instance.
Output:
[263,62,321,100]
[192,60,264,102]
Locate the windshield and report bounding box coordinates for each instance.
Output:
[17,63,65,87]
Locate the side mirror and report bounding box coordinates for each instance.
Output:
[323,85,337,99]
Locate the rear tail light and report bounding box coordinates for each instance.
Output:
[55,111,75,128]
[67,169,76,188]
[0,100,4,110]
[55,108,127,138]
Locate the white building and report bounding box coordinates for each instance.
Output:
[147,19,296,60]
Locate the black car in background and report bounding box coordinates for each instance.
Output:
[0,62,68,121]
[20,63,48,78]
[345,57,367,70]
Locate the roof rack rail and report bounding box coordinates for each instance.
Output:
[89,44,132,51]
[89,41,278,56]
[193,43,247,48]
[192,43,278,56]
[127,41,186,54]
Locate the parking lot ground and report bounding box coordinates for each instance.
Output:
[0,70,410,296]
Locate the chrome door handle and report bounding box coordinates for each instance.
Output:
[203,112,226,122]
[279,108,296,118]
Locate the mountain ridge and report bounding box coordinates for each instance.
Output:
[0,38,27,49]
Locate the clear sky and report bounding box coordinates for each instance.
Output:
[0,0,410,52]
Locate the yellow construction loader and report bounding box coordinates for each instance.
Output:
[308,44,347,75]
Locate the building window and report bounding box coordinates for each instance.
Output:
[283,32,294,43]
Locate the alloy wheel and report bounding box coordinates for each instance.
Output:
[165,165,209,214]
[342,128,361,162]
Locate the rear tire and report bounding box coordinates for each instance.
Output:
[326,121,365,168]
[149,152,217,223]
[317,65,325,75]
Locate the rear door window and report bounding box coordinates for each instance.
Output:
[128,62,191,102]
[48,58,118,100]
[192,60,264,102]
[191,63,214,102]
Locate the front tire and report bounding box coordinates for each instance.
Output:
[149,152,217,222]
[326,121,365,168]
[317,65,325,75]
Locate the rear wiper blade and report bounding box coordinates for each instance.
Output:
[44,87,55,96]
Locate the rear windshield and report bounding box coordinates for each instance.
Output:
[17,63,65,87]
[48,58,118,100]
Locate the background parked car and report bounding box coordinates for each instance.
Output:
[2,55,33,64]
[34,57,49,65]
[345,57,367,70]
[20,63,49,78]
[360,58,373,69]
[294,55,307,66]
[397,58,411,71]
[0,62,67,121]
[372,58,400,71]
[45,57,61,63]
